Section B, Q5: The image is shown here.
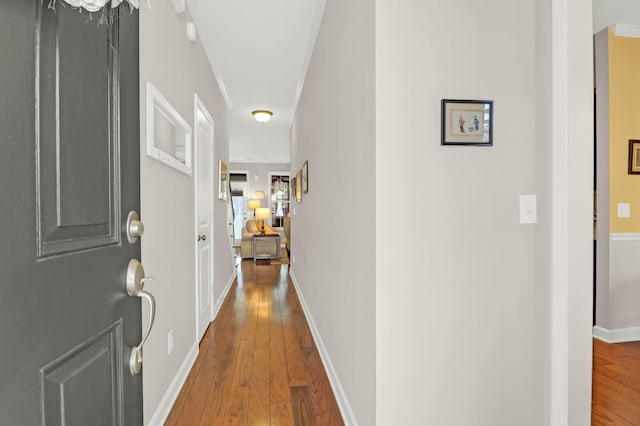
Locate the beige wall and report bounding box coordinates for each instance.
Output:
[139,2,234,423]
[290,0,376,423]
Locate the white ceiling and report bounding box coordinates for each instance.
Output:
[593,0,640,33]
[187,0,326,164]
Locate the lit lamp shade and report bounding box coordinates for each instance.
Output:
[254,190,265,199]
[255,208,270,221]
[248,199,261,210]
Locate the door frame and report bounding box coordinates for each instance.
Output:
[193,94,215,341]
[550,0,594,424]
[230,169,250,242]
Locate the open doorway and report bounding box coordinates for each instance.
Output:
[592,15,640,423]
[230,172,248,247]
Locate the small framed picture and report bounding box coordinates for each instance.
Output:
[218,160,229,200]
[441,99,493,146]
[629,140,640,174]
[295,170,302,202]
[291,176,298,202]
[302,160,309,194]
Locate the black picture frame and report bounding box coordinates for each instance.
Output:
[441,99,493,146]
[629,139,640,174]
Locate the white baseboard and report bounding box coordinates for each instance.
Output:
[593,325,640,343]
[288,270,358,426]
[214,270,236,319]
[145,342,199,426]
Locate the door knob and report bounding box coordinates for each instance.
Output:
[126,211,145,244]
[198,234,206,242]
[126,259,156,376]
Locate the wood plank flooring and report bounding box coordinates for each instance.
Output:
[592,338,640,425]
[165,262,344,426]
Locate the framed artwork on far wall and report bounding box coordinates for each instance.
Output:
[296,170,302,202]
[441,99,493,146]
[291,176,298,203]
[629,140,640,174]
[302,160,309,193]
[218,160,229,200]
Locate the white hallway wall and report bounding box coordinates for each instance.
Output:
[139,2,234,423]
[294,0,592,424]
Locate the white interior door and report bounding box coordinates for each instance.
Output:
[195,96,214,341]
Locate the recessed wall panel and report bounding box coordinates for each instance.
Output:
[36,5,120,258]
[40,322,123,426]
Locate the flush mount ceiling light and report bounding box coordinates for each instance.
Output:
[252,110,273,123]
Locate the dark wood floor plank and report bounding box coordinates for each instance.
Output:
[165,262,343,426]
[247,347,270,425]
[270,281,296,426]
[290,386,318,426]
[592,338,640,425]
[255,288,271,350]
[222,338,254,425]
[197,286,250,426]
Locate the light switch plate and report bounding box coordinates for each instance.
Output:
[618,203,631,218]
[168,329,174,355]
[520,195,537,224]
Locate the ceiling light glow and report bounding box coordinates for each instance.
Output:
[252,110,273,123]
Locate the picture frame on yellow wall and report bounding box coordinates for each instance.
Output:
[629,140,640,174]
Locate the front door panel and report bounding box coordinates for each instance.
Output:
[0,2,141,424]
[37,2,120,256]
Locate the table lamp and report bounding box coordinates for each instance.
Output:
[248,199,261,219]
[255,208,270,234]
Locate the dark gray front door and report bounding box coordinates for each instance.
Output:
[0,2,142,425]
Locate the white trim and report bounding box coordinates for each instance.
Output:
[145,342,198,426]
[214,270,236,319]
[289,270,358,426]
[610,233,640,241]
[145,82,193,176]
[550,0,569,424]
[593,325,640,343]
[613,24,640,39]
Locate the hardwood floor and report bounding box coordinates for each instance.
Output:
[592,338,640,425]
[164,262,344,426]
